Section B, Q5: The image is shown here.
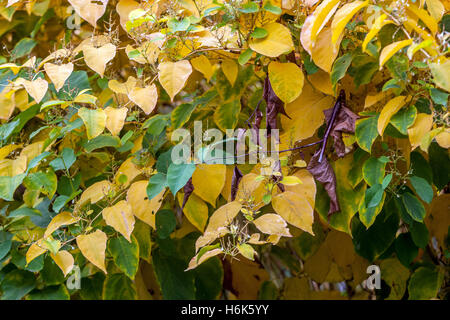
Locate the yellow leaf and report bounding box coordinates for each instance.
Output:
[186,248,223,271]
[280,175,302,186]
[44,62,73,92]
[272,191,314,234]
[26,239,47,264]
[268,61,304,104]
[15,78,48,103]
[428,60,450,92]
[114,157,141,187]
[426,0,445,21]
[126,41,160,64]
[362,13,392,53]
[51,250,74,276]
[77,180,114,207]
[237,243,256,260]
[249,22,294,57]
[177,193,208,232]
[364,90,391,109]
[108,76,137,95]
[190,55,214,82]
[102,200,135,242]
[83,43,116,77]
[236,173,266,209]
[408,113,434,150]
[127,180,165,229]
[158,60,192,101]
[192,164,226,207]
[379,39,413,70]
[68,0,108,27]
[221,59,238,86]
[407,39,433,60]
[300,14,314,55]
[44,211,79,238]
[377,95,408,136]
[0,90,15,120]
[307,70,334,96]
[310,0,341,44]
[20,141,44,166]
[0,144,21,160]
[435,130,450,149]
[406,3,438,35]
[331,0,369,44]
[253,213,291,237]
[104,106,127,136]
[311,26,342,73]
[128,84,158,115]
[116,0,140,30]
[76,230,107,273]
[204,201,242,234]
[420,127,445,152]
[78,107,106,139]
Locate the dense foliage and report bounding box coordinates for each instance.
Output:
[0,0,449,300]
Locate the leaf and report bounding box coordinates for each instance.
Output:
[204,201,242,234]
[402,192,426,222]
[15,78,48,103]
[108,235,139,279]
[390,105,417,135]
[83,43,116,77]
[311,26,342,73]
[190,55,214,81]
[104,107,127,136]
[272,191,314,234]
[78,107,106,140]
[237,243,256,260]
[50,148,76,171]
[408,113,433,150]
[128,84,158,115]
[253,213,291,237]
[362,157,386,186]
[331,0,369,44]
[0,173,26,201]
[171,103,196,129]
[155,209,176,239]
[268,61,304,104]
[214,99,241,131]
[405,3,438,35]
[379,39,413,70]
[158,60,192,101]
[362,13,391,53]
[331,53,353,87]
[166,163,196,196]
[409,176,433,204]
[425,0,445,21]
[0,270,36,300]
[408,267,443,300]
[44,211,79,238]
[186,247,222,271]
[221,59,238,86]
[102,200,135,242]
[377,95,408,136]
[249,22,294,57]
[68,0,108,27]
[77,180,113,208]
[309,0,341,44]
[26,239,47,264]
[102,273,137,300]
[76,230,107,273]
[128,180,165,229]
[355,114,379,152]
[380,258,410,300]
[178,192,208,232]
[191,164,226,207]
[44,63,73,92]
[50,250,74,277]
[428,60,450,92]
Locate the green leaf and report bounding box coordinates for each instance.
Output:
[410,221,429,249]
[362,157,386,186]
[108,235,139,280]
[0,173,26,201]
[80,272,105,300]
[193,257,224,300]
[429,88,448,106]
[171,103,196,129]
[146,172,168,200]
[0,231,13,260]
[365,184,384,208]
[83,134,121,152]
[0,269,36,300]
[390,105,417,135]
[251,27,268,39]
[50,148,76,171]
[395,233,418,267]
[408,267,443,300]
[429,142,450,190]
[239,2,259,13]
[263,1,282,14]
[132,220,152,263]
[238,48,253,65]
[156,209,176,239]
[331,53,353,87]
[166,163,196,195]
[41,255,65,286]
[102,273,137,300]
[11,38,37,59]
[24,171,58,198]
[409,176,433,204]
[380,258,410,300]
[355,115,379,153]
[410,151,433,184]
[401,192,426,222]
[27,285,70,300]
[214,99,241,131]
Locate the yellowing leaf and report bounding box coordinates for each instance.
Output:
[408,113,434,150]
[249,22,294,57]
[26,239,47,264]
[237,243,256,260]
[362,13,391,53]
[51,250,74,276]
[104,106,127,136]
[77,180,114,207]
[236,173,266,209]
[300,14,314,55]
[307,70,334,96]
[114,157,141,187]
[221,59,238,86]
[68,0,108,27]
[44,62,73,92]
[177,193,208,232]
[83,43,116,77]
[426,0,445,21]
[117,0,140,30]
[0,90,15,120]
[192,164,226,207]
[128,84,158,114]
[272,191,314,234]
[331,0,369,44]
[377,95,408,136]
[379,39,413,70]
[435,130,450,149]
[0,144,21,160]
[44,211,80,238]
[76,230,107,273]
[127,180,165,229]
[310,0,341,44]
[428,60,450,92]
[102,200,135,242]
[253,213,291,237]
[186,248,223,271]
[158,60,192,101]
[311,26,342,73]
[285,169,317,207]
[268,61,304,104]
[78,107,106,139]
[190,55,214,81]
[406,3,438,35]
[15,78,48,103]
[108,76,137,95]
[204,201,242,233]
[280,175,302,186]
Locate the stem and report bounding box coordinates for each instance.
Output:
[318,91,343,163]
